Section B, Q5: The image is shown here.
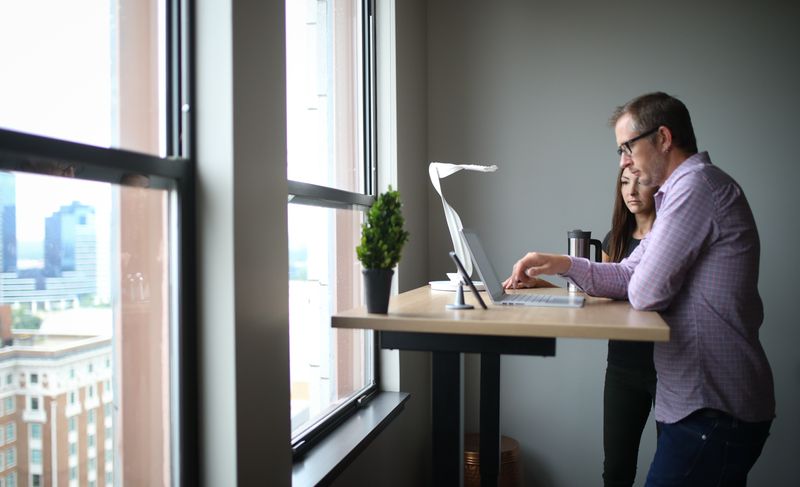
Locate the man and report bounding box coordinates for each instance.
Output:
[504,92,775,486]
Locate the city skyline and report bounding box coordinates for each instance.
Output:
[1,172,102,309]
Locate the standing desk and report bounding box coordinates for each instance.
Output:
[332,285,669,487]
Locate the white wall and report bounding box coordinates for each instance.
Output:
[427,0,800,485]
[196,0,433,485]
[197,0,292,485]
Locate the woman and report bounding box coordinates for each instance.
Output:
[502,166,658,486]
[601,166,657,487]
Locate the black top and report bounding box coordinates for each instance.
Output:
[602,231,655,371]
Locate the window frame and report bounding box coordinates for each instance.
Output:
[0,0,196,484]
[287,0,380,460]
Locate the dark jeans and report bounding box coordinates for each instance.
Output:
[645,409,772,487]
[603,363,658,487]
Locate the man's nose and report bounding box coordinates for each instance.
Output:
[619,154,632,169]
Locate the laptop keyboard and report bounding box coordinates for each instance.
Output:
[502,293,557,305]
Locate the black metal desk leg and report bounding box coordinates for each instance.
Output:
[480,352,501,487]
[432,351,462,487]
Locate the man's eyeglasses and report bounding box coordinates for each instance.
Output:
[616,127,659,157]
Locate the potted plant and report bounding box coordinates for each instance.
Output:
[356,186,410,313]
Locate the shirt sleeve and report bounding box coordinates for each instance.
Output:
[626,173,715,310]
[562,251,637,300]
[563,171,715,308]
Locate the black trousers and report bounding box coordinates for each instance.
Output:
[603,363,658,487]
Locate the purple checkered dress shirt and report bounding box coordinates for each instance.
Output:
[564,152,775,423]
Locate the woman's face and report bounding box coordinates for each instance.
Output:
[620,167,657,215]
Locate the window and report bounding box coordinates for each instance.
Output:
[286,0,378,456]
[3,399,12,415]
[89,434,96,448]
[70,442,77,456]
[30,423,41,440]
[4,447,13,468]
[31,475,41,487]
[31,449,42,465]
[70,467,77,481]
[4,424,13,443]
[0,0,193,485]
[88,409,96,425]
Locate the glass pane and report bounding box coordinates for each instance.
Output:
[285,0,367,193]
[0,169,173,486]
[0,0,167,156]
[288,203,373,437]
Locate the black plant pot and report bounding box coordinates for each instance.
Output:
[363,268,394,314]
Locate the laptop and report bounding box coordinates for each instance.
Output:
[460,228,585,308]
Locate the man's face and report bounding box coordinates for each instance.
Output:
[615,113,665,188]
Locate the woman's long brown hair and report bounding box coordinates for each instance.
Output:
[607,168,638,263]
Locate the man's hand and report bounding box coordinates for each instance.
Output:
[502,252,572,289]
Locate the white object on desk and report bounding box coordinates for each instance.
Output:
[429,161,498,280]
[429,272,485,292]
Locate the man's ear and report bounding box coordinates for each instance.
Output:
[658,125,673,153]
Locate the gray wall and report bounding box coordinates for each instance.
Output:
[427,0,799,486]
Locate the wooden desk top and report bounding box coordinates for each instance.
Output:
[332,286,669,342]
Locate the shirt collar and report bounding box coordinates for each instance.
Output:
[654,151,710,210]
[660,151,710,192]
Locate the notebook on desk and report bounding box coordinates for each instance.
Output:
[460,228,585,308]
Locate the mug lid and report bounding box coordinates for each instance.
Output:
[568,229,591,238]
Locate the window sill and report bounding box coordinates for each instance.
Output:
[292,391,410,486]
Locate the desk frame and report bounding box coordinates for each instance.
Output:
[333,286,668,487]
[381,332,555,487]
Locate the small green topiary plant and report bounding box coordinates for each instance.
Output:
[356,186,410,270]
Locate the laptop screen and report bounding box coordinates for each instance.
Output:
[461,229,507,302]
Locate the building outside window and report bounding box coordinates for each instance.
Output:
[0,0,193,484]
[286,0,379,456]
